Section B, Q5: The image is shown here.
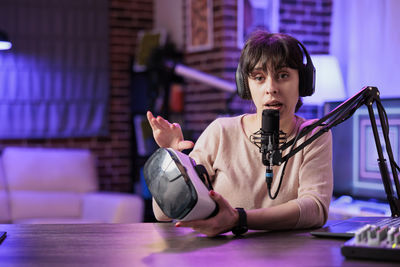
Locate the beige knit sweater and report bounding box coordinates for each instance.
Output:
[154,114,333,229]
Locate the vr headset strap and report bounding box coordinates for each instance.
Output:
[194,164,214,191]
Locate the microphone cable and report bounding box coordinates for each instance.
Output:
[250,127,299,199]
[267,127,302,199]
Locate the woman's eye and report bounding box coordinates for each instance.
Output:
[250,73,265,82]
[278,72,289,79]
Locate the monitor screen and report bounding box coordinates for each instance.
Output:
[324,98,400,201]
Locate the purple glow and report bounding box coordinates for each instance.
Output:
[0,41,12,50]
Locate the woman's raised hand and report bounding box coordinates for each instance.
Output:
[146,111,194,151]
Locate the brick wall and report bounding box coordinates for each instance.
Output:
[183,0,333,139]
[0,0,154,192]
[107,0,153,191]
[183,0,241,140]
[279,0,332,54]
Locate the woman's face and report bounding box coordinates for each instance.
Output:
[247,64,299,125]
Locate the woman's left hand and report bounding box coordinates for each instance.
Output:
[175,190,239,237]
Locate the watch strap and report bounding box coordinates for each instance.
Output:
[232,207,248,236]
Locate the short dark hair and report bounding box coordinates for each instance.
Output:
[238,31,306,112]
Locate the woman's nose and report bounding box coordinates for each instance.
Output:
[264,77,278,95]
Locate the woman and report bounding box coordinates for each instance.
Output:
[147,31,333,237]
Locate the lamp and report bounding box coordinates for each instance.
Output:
[303,55,345,105]
[0,30,12,50]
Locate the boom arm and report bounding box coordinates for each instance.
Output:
[280,86,400,216]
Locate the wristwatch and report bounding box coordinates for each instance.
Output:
[232,208,248,236]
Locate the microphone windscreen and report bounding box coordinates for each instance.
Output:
[262,109,279,134]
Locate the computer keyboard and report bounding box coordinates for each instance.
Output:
[341,224,400,261]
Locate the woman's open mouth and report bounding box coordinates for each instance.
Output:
[265,102,283,109]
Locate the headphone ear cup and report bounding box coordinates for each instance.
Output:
[305,62,316,96]
[297,42,316,97]
[236,64,250,99]
[299,64,315,97]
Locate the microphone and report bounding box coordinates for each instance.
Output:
[261,109,281,187]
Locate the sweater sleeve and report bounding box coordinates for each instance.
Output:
[294,129,333,229]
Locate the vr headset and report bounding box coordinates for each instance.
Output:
[143,148,217,221]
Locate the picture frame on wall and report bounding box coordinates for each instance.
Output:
[186,0,213,52]
[237,0,280,48]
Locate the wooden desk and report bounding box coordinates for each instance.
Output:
[0,223,398,266]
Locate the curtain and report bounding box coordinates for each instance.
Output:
[0,0,109,139]
[330,0,400,98]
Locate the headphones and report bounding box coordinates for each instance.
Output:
[236,41,315,99]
